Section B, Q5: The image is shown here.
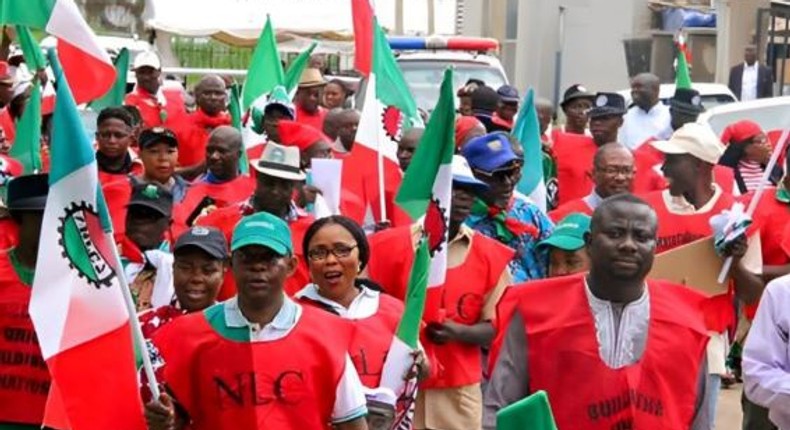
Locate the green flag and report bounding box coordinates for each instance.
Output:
[675,33,692,89]
[90,48,130,111]
[10,80,42,173]
[15,25,46,71]
[497,391,558,430]
[242,16,285,111]
[228,83,249,175]
[372,18,421,128]
[284,42,317,93]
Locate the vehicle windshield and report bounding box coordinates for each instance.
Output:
[659,94,736,110]
[398,61,508,112]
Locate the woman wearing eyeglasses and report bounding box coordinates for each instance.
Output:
[719,120,782,195]
[295,215,426,430]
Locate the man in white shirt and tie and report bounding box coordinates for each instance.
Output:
[618,73,672,150]
[728,45,774,101]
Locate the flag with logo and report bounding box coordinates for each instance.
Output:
[379,68,455,398]
[512,88,547,212]
[675,31,692,89]
[1,0,116,104]
[28,57,145,430]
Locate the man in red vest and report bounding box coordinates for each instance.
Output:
[366,155,514,430]
[144,212,369,430]
[124,51,186,130]
[175,75,231,172]
[196,142,314,299]
[294,68,328,131]
[644,122,765,425]
[557,84,594,136]
[553,92,626,205]
[0,174,50,429]
[95,107,143,187]
[550,142,635,222]
[485,193,711,430]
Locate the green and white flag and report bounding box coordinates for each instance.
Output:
[10,79,42,173]
[242,15,284,111]
[284,42,317,94]
[379,68,456,399]
[90,47,130,111]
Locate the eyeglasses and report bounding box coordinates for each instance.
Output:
[307,244,358,261]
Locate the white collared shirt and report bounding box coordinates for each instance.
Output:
[741,62,759,101]
[585,280,650,368]
[295,284,381,319]
[223,295,368,423]
[743,274,790,429]
[618,103,673,150]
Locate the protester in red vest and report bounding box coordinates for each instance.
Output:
[719,119,781,195]
[485,194,710,429]
[174,126,254,234]
[454,116,485,151]
[294,68,328,131]
[322,78,354,110]
[491,85,519,131]
[367,155,514,430]
[553,92,626,205]
[536,212,591,277]
[123,51,186,130]
[558,84,594,136]
[175,75,231,171]
[196,142,314,299]
[643,123,765,425]
[144,212,369,430]
[332,109,361,157]
[277,120,334,169]
[0,153,23,249]
[0,174,50,429]
[749,147,790,282]
[471,85,509,133]
[550,143,634,222]
[296,215,426,430]
[95,107,143,187]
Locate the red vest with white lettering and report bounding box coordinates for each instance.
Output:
[367,226,514,388]
[642,190,738,332]
[298,293,403,388]
[156,303,352,430]
[0,251,49,425]
[518,275,707,430]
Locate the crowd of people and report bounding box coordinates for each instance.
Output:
[1,42,790,430]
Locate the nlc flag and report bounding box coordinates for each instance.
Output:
[28,57,145,429]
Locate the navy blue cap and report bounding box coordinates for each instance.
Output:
[588,92,626,118]
[6,174,48,211]
[497,85,520,103]
[461,133,519,173]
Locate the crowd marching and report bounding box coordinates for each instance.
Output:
[2,5,790,430]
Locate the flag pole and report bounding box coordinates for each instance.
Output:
[377,142,388,223]
[105,232,162,400]
[717,127,790,283]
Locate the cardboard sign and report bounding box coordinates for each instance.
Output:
[648,236,729,297]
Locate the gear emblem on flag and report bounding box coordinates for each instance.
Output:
[58,202,118,288]
[424,197,448,257]
[382,105,403,143]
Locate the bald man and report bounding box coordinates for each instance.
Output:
[549,142,634,222]
[618,73,672,150]
[397,127,424,172]
[176,75,232,170]
[334,109,360,155]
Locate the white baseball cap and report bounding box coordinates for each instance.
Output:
[133,50,161,70]
[452,154,489,193]
[650,123,725,165]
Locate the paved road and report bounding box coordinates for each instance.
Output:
[717,384,743,430]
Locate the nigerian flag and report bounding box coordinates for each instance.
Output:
[284,42,317,94]
[497,391,558,430]
[90,47,130,111]
[379,68,456,399]
[675,32,692,89]
[512,88,547,212]
[242,15,284,111]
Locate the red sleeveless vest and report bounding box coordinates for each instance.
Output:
[553,132,597,205]
[298,292,403,388]
[367,226,514,389]
[0,252,49,425]
[155,303,352,430]
[519,275,708,430]
[643,190,737,332]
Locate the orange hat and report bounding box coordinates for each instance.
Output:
[455,116,483,148]
[277,120,329,151]
[720,120,763,145]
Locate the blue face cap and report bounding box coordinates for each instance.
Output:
[460,132,519,174]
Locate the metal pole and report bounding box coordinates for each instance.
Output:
[396,0,404,35]
[428,0,436,35]
[552,6,566,111]
[782,16,789,94]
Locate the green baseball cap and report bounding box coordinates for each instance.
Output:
[231,212,293,256]
[537,212,591,252]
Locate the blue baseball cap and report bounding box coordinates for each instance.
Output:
[497,85,520,103]
[461,132,519,174]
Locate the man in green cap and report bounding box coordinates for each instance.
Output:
[537,213,591,278]
[144,211,369,430]
[0,174,50,429]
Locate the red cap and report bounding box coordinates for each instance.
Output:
[0,62,13,84]
[277,120,329,151]
[720,120,763,145]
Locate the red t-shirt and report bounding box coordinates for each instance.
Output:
[124,87,187,130]
[295,104,327,132]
